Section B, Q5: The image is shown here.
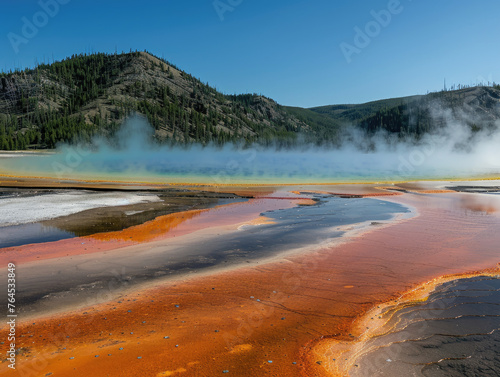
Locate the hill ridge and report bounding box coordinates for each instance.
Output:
[0,51,499,150]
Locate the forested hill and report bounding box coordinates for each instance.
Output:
[0,51,499,150]
[0,51,340,150]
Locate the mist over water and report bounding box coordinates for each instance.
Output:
[1,111,500,184]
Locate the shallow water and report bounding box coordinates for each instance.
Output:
[196,195,409,260]
[350,276,500,376]
[6,194,409,315]
[0,223,75,248]
[0,188,243,248]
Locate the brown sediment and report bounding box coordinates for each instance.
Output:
[239,215,277,227]
[296,198,318,206]
[329,192,402,198]
[409,189,456,194]
[39,190,230,237]
[184,185,278,198]
[1,188,499,377]
[0,175,168,190]
[458,193,500,214]
[292,186,403,198]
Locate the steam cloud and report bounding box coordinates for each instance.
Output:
[1,107,500,184]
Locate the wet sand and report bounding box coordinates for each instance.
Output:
[0,182,499,376]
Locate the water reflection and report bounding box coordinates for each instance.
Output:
[0,223,75,248]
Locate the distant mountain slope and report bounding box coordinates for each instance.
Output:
[309,86,500,136]
[0,51,498,150]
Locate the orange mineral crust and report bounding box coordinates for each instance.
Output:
[1,191,499,377]
[0,175,168,190]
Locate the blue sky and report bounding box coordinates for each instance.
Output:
[1,0,499,107]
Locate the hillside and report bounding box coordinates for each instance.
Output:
[0,51,340,150]
[309,86,500,136]
[0,51,499,150]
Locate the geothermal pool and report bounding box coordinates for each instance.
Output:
[1,147,499,184]
[0,192,409,316]
[0,172,499,376]
[1,116,500,185]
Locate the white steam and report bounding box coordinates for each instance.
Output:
[1,107,500,184]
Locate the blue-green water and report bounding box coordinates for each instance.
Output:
[1,116,499,184]
[1,147,499,184]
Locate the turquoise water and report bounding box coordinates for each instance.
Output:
[1,147,498,184]
[2,116,499,184]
